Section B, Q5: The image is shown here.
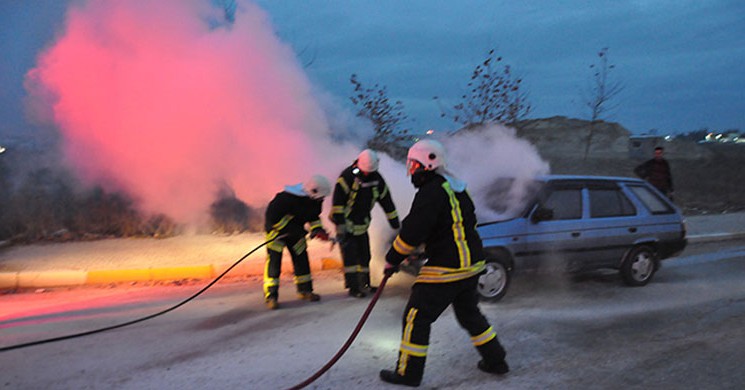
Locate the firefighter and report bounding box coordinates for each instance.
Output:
[263,174,331,310]
[330,149,400,298]
[380,140,509,387]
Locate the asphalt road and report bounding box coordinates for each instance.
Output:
[2,240,745,389]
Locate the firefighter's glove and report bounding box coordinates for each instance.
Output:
[389,217,400,230]
[310,227,330,241]
[383,262,399,277]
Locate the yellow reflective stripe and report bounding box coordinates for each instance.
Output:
[344,265,358,274]
[393,235,416,255]
[380,185,389,199]
[398,307,419,375]
[416,261,486,283]
[386,210,399,219]
[336,177,350,194]
[272,214,294,231]
[372,185,379,203]
[400,341,428,357]
[294,274,312,284]
[351,223,369,235]
[331,205,345,215]
[344,179,361,218]
[442,182,471,268]
[308,219,322,231]
[291,239,307,255]
[266,231,285,252]
[471,326,497,347]
[358,266,369,273]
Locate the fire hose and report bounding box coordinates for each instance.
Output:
[2,233,395,389]
[286,271,392,390]
[0,234,286,353]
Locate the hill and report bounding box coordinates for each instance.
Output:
[512,116,745,215]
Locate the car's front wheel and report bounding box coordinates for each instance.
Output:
[620,245,658,286]
[477,260,511,302]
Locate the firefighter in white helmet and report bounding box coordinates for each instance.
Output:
[263,174,331,310]
[330,149,400,298]
[379,139,509,386]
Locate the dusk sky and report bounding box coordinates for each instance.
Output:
[1,0,744,147]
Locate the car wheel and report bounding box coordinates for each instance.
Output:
[620,245,657,286]
[477,261,511,301]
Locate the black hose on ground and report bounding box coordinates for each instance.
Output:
[286,272,392,390]
[0,235,285,353]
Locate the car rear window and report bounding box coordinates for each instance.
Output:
[628,185,675,214]
[589,189,637,218]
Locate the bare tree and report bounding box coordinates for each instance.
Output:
[349,74,410,156]
[435,49,531,129]
[583,47,623,159]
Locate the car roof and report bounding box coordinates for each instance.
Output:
[536,174,646,185]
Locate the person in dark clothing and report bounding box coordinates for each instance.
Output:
[263,174,331,310]
[634,146,674,199]
[330,149,400,298]
[379,139,509,387]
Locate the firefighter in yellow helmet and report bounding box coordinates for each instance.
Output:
[330,149,400,298]
[379,140,508,386]
[263,174,331,310]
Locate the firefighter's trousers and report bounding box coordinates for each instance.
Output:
[393,275,507,381]
[339,232,371,290]
[263,234,313,300]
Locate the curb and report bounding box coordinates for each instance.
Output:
[0,257,344,290]
[687,232,745,244]
[1,232,742,290]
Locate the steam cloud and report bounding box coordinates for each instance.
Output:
[25,0,357,224]
[24,0,548,232]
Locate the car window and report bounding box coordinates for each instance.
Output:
[628,185,674,214]
[589,189,636,218]
[543,189,582,220]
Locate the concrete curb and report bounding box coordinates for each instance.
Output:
[0,257,344,290]
[0,232,741,290]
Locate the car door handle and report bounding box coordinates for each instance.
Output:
[571,232,581,237]
[628,227,637,233]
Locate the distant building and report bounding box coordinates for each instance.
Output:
[628,135,665,159]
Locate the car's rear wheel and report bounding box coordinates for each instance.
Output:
[477,260,511,301]
[620,245,657,286]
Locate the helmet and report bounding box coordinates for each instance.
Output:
[302,174,331,199]
[356,149,379,173]
[407,139,446,175]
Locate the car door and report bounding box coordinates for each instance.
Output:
[579,183,639,269]
[519,184,586,271]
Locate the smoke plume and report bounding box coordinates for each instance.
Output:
[25,0,358,224]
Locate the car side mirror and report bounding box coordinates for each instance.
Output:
[531,206,553,223]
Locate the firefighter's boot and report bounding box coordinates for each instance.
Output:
[379,370,421,387]
[297,292,321,302]
[477,359,509,375]
[265,297,279,310]
[346,272,366,298]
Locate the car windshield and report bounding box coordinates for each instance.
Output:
[480,178,544,221]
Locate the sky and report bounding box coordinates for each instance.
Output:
[0,0,741,224]
[253,0,745,135]
[1,0,744,144]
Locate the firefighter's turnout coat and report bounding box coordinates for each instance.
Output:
[330,165,399,290]
[385,172,506,381]
[263,185,324,300]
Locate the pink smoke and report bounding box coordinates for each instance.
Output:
[25,0,355,223]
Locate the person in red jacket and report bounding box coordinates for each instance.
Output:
[263,174,331,310]
[330,149,400,298]
[380,139,508,387]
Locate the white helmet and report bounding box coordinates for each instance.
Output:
[356,149,379,173]
[407,139,446,174]
[302,174,331,199]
